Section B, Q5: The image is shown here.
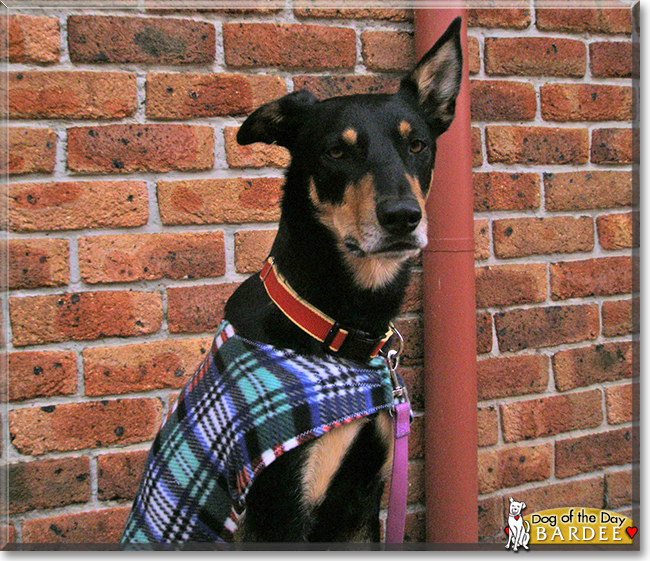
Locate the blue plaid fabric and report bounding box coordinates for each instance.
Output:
[121,320,408,544]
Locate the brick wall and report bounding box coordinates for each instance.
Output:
[2,1,638,546]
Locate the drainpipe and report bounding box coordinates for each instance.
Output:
[415,6,478,544]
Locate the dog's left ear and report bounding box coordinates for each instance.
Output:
[399,16,463,134]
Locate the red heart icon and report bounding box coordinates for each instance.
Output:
[504,527,509,536]
[515,515,520,520]
[626,527,638,539]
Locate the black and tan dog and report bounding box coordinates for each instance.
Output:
[223,18,463,542]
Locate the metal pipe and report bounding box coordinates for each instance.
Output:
[415,5,478,544]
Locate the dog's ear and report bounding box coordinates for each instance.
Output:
[399,16,463,134]
[237,89,317,149]
[509,497,514,503]
[521,502,526,509]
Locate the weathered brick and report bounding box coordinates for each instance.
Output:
[234,229,276,274]
[9,398,162,455]
[5,180,148,232]
[476,264,547,308]
[83,337,211,396]
[485,37,586,77]
[477,354,549,401]
[224,127,290,169]
[478,406,498,447]
[9,291,163,347]
[591,128,636,165]
[1,14,59,64]
[167,283,239,334]
[501,390,602,442]
[399,365,423,411]
[67,124,214,174]
[223,23,356,69]
[7,350,77,402]
[555,427,637,478]
[0,524,16,548]
[409,415,424,460]
[78,232,225,284]
[146,73,286,120]
[479,443,552,493]
[605,469,634,509]
[4,127,56,175]
[495,304,599,352]
[295,7,412,21]
[493,216,593,259]
[468,36,480,75]
[98,450,149,502]
[536,8,632,35]
[472,127,483,167]
[474,219,490,261]
[361,30,415,72]
[486,126,589,165]
[551,257,634,300]
[506,477,605,514]
[22,507,131,543]
[541,84,632,122]
[392,316,422,365]
[597,212,639,250]
[602,298,639,337]
[6,238,69,289]
[401,270,423,314]
[605,383,637,425]
[544,171,634,211]
[473,172,540,212]
[476,312,493,354]
[553,341,635,391]
[470,81,536,122]
[469,8,530,29]
[478,496,504,543]
[9,457,90,514]
[293,75,400,99]
[9,72,136,120]
[590,41,634,78]
[68,15,215,64]
[157,178,282,225]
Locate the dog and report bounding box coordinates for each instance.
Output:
[121,17,462,544]
[506,498,531,552]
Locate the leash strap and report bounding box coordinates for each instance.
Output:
[385,401,411,545]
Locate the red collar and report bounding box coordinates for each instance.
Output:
[260,257,394,363]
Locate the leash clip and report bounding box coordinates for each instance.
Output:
[383,324,406,401]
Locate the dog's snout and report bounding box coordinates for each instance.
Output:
[376,199,422,236]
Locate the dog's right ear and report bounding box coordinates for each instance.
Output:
[509,497,514,503]
[237,89,317,149]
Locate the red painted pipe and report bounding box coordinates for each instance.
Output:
[415,6,478,544]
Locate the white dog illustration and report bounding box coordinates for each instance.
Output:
[506,497,530,552]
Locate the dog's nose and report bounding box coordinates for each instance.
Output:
[376,199,422,236]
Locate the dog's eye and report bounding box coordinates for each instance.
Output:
[409,139,426,154]
[326,146,345,160]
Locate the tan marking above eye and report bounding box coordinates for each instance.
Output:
[342,128,358,145]
[399,121,413,138]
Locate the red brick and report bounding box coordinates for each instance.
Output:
[478,496,504,543]
[234,229,276,274]
[536,8,632,35]
[544,171,634,211]
[6,238,69,289]
[597,212,639,250]
[78,232,225,284]
[474,172,540,212]
[157,178,282,226]
[602,298,639,337]
[223,23,355,69]
[553,341,635,391]
[479,443,552,493]
[5,180,148,233]
[146,73,286,120]
[98,450,149,502]
[470,81,536,122]
[295,7,412,21]
[495,304,599,352]
[1,14,59,64]
[68,15,215,64]
[4,127,56,175]
[469,8,530,29]
[591,128,637,165]
[486,126,589,165]
[9,71,136,120]
[605,469,634,509]
[9,291,163,347]
[551,256,634,300]
[476,264,547,308]
[508,477,605,513]
[9,398,162,455]
[225,127,290,169]
[9,457,90,514]
[392,316,422,365]
[606,383,637,425]
[555,427,637,478]
[403,510,426,543]
[501,389,602,442]
[474,219,489,260]
[468,36,480,75]
[399,365,423,411]
[401,270,423,314]
[0,524,16,548]
[485,37,586,77]
[293,75,400,99]
[493,216,593,259]
[68,124,214,174]
[541,84,632,122]
[83,337,211,396]
[590,42,634,78]
[144,2,280,15]
[7,350,77,402]
[22,507,131,543]
[408,415,424,460]
[167,283,239,334]
[476,312,493,354]
[472,127,483,167]
[478,406,498,447]
[477,354,549,401]
[361,30,415,72]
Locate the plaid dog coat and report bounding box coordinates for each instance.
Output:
[121,320,409,544]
